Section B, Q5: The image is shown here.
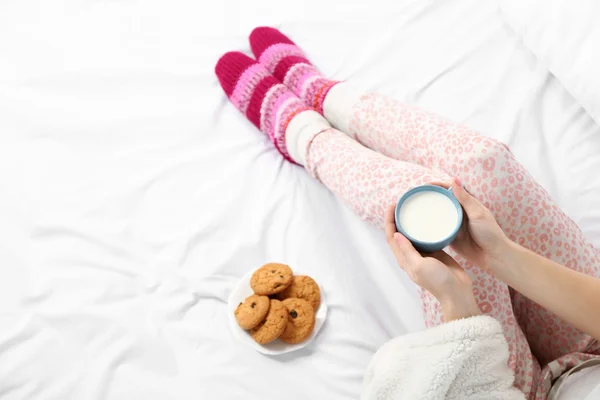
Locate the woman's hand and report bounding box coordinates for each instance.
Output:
[385,205,481,321]
[449,178,509,269]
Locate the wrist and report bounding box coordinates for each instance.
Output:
[484,236,516,270]
[487,239,529,287]
[440,290,482,322]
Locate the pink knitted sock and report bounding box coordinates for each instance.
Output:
[215,51,311,163]
[249,27,339,115]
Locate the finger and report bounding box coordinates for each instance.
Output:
[450,217,471,251]
[393,232,422,266]
[428,250,460,267]
[427,180,451,189]
[385,204,398,245]
[455,214,470,240]
[449,241,469,260]
[384,204,408,268]
[451,177,481,216]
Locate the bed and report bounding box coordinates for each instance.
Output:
[1,0,599,398]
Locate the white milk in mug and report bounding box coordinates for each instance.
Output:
[398,190,459,243]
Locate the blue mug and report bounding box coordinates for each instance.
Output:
[394,185,463,253]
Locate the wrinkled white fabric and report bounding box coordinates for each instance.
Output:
[554,363,600,400]
[500,0,600,125]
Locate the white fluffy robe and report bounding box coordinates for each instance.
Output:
[361,316,526,400]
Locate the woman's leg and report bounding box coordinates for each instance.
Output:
[323,85,600,367]
[305,127,539,397]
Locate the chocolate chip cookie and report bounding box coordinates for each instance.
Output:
[276,275,321,311]
[250,299,288,344]
[234,294,270,330]
[280,298,315,344]
[250,263,293,295]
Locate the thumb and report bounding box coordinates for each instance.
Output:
[451,177,480,215]
[394,232,422,267]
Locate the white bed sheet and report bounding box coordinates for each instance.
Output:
[1,0,599,399]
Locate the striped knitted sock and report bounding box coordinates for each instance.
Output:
[215,51,312,163]
[249,27,339,115]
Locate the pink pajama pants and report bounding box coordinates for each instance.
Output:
[304,93,600,399]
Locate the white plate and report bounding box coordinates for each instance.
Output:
[227,268,328,355]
